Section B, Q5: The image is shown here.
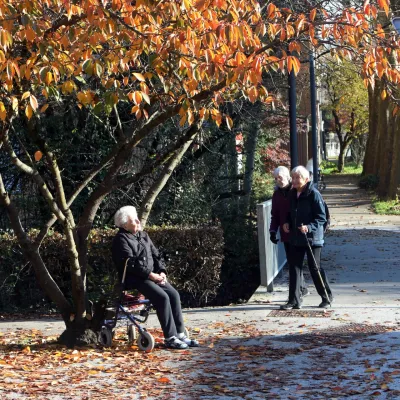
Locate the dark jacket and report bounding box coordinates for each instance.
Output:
[270,184,291,243]
[112,229,166,285]
[287,182,326,247]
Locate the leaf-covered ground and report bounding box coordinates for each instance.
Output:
[1,317,399,400]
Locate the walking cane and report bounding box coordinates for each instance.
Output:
[301,228,331,307]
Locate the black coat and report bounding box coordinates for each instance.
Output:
[287,182,326,247]
[112,229,166,285]
[270,184,291,243]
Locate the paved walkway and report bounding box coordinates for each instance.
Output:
[324,174,400,230]
[1,174,400,399]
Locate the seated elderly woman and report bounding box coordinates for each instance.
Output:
[112,205,199,350]
[283,166,334,309]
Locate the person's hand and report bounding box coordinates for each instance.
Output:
[159,272,167,286]
[298,225,308,233]
[283,223,290,233]
[270,232,279,244]
[149,272,163,284]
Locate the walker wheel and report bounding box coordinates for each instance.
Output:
[127,325,137,343]
[137,330,155,352]
[98,326,112,347]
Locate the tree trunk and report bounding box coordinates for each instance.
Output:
[332,109,345,173]
[0,173,103,346]
[387,115,400,199]
[377,102,394,198]
[376,89,389,177]
[0,174,72,320]
[363,83,380,175]
[337,142,349,173]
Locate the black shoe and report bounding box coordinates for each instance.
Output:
[318,300,331,309]
[301,288,310,297]
[280,302,295,310]
[280,302,302,310]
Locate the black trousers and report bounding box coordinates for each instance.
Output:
[284,242,306,293]
[127,280,184,339]
[290,246,333,306]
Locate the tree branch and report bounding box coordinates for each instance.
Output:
[139,119,202,227]
[2,127,66,227]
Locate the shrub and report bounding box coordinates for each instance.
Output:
[359,174,379,190]
[0,226,224,312]
[214,218,260,305]
[147,226,224,307]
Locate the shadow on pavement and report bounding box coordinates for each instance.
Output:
[173,326,400,399]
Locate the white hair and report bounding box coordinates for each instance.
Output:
[291,166,310,180]
[273,166,291,178]
[114,206,138,228]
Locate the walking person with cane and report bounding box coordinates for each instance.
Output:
[282,166,334,309]
[269,166,309,303]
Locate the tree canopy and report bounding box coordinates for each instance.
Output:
[321,58,369,171]
[0,0,396,129]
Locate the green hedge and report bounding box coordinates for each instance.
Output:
[359,174,379,191]
[0,226,224,311]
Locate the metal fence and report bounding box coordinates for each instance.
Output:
[0,180,47,232]
[257,200,287,291]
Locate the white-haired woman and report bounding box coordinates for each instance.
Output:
[112,205,199,349]
[283,166,333,309]
[270,166,309,302]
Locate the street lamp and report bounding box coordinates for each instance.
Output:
[309,50,319,184]
[288,49,319,179]
[288,61,298,170]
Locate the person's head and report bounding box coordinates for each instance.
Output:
[114,206,141,234]
[291,166,310,191]
[273,166,291,188]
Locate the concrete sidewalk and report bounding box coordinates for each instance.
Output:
[324,174,400,230]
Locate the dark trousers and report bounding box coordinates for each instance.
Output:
[127,280,184,339]
[290,246,333,306]
[284,242,306,294]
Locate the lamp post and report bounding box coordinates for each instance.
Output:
[288,65,298,170]
[309,50,319,184]
[288,50,320,175]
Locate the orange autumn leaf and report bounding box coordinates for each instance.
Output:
[25,104,33,119]
[247,86,258,103]
[34,150,43,161]
[287,56,300,75]
[21,91,30,101]
[377,0,389,16]
[0,101,6,121]
[133,91,142,105]
[267,3,276,19]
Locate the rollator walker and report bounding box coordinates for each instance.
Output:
[98,259,155,351]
